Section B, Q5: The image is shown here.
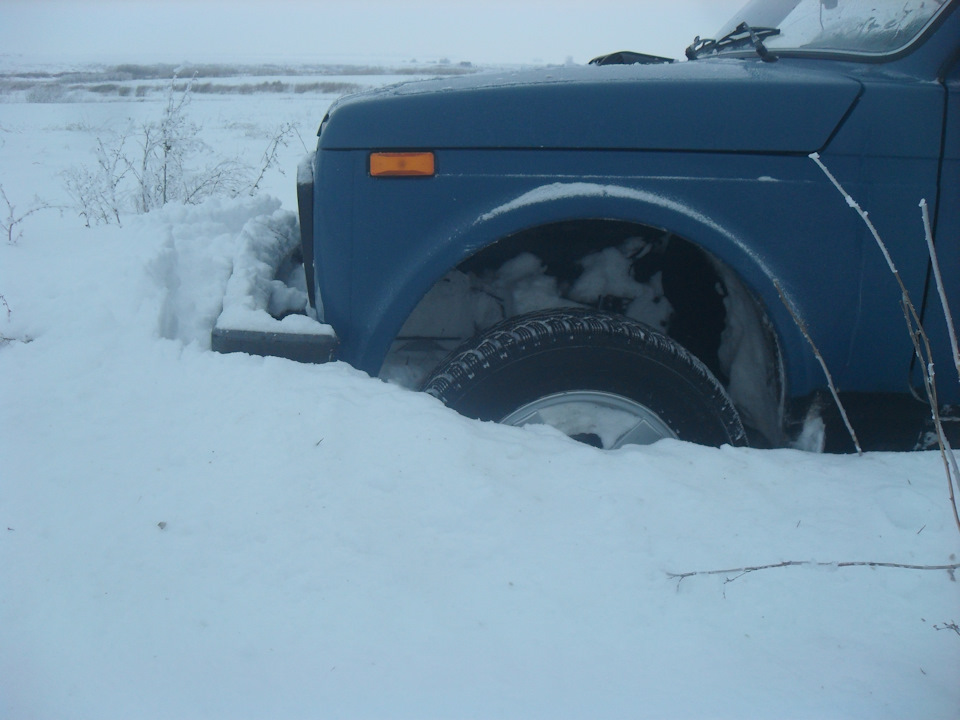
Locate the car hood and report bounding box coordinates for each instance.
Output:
[319,59,862,154]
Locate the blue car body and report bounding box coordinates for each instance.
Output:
[301,0,960,447]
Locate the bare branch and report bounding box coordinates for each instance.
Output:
[1,184,53,243]
[810,153,900,276]
[668,560,960,588]
[921,199,960,384]
[773,278,861,454]
[810,153,960,538]
[934,621,960,636]
[64,74,249,221]
[250,122,295,195]
[292,124,310,154]
[903,297,960,535]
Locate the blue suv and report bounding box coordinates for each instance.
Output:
[293,0,959,450]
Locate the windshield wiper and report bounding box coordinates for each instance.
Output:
[686,22,780,62]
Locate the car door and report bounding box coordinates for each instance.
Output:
[916,53,960,404]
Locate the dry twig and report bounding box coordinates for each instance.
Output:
[1,184,51,243]
[920,199,960,383]
[810,153,960,538]
[774,278,861,453]
[668,560,960,589]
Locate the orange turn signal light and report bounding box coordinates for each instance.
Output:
[370,151,435,177]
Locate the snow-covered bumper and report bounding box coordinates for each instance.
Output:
[210,200,338,364]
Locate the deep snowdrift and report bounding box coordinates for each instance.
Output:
[1,74,958,720]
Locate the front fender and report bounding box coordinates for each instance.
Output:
[349,177,816,399]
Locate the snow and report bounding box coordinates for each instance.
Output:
[765,0,949,54]
[715,259,784,446]
[570,241,673,331]
[389,233,781,445]
[215,206,333,336]
[1,65,959,720]
[479,181,779,286]
[296,149,316,188]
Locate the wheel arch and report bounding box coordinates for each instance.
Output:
[372,182,798,443]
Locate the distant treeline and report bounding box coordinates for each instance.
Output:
[86,80,362,97]
[0,61,481,102]
[2,60,478,83]
[0,78,365,101]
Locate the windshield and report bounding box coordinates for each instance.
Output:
[712,0,951,56]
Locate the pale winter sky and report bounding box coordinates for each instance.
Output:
[0,0,746,67]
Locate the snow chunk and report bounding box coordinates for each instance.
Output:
[570,246,644,302]
[479,182,626,221]
[149,196,284,348]
[478,182,777,289]
[296,150,316,187]
[487,252,575,317]
[216,210,333,336]
[570,242,672,331]
[793,403,826,453]
[715,259,783,445]
[146,196,332,348]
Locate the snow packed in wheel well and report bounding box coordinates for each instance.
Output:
[380,218,785,446]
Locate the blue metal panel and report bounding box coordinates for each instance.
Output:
[316,149,851,396]
[919,54,960,402]
[309,1,960,409]
[321,61,861,153]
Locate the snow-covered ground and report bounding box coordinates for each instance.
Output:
[1,65,958,720]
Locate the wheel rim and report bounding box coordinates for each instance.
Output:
[499,390,678,449]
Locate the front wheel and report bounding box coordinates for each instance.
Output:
[421,308,745,449]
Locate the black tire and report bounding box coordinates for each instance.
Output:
[422,308,746,448]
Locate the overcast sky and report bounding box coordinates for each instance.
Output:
[1,0,746,67]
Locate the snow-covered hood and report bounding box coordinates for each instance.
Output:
[319,59,862,153]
